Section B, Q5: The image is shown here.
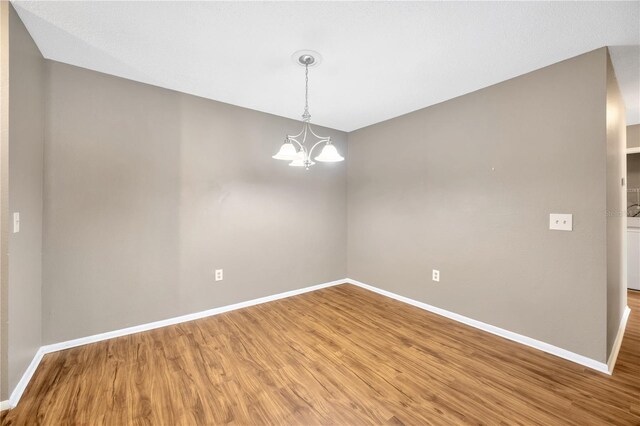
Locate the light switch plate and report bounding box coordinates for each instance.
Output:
[549,213,572,231]
[13,212,19,233]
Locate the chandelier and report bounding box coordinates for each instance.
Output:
[272,52,344,169]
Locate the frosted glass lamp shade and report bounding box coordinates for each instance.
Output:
[289,150,310,167]
[272,142,298,160]
[314,144,344,162]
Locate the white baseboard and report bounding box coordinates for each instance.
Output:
[344,278,613,375]
[8,347,46,409]
[8,278,345,408]
[607,305,631,373]
[1,400,10,411]
[7,277,629,409]
[40,279,345,354]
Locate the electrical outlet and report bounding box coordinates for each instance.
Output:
[215,269,223,281]
[549,213,572,231]
[432,269,440,282]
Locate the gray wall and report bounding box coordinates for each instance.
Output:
[43,61,347,343]
[347,48,611,362]
[605,51,626,358]
[0,1,9,400]
[7,4,45,394]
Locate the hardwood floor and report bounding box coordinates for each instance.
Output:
[2,285,639,425]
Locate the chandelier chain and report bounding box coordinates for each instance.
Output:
[303,63,310,121]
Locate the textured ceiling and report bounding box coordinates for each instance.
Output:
[12,1,640,131]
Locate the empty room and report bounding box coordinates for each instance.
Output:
[1,1,639,424]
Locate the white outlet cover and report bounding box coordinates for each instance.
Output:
[549,213,572,231]
[432,269,440,282]
[215,269,223,281]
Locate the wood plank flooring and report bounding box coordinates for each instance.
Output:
[2,284,639,425]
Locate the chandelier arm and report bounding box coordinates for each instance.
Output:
[287,137,305,150]
[307,124,329,140]
[302,122,310,145]
[288,128,305,139]
[288,121,308,143]
[308,139,330,159]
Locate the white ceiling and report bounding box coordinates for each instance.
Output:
[12,1,640,132]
